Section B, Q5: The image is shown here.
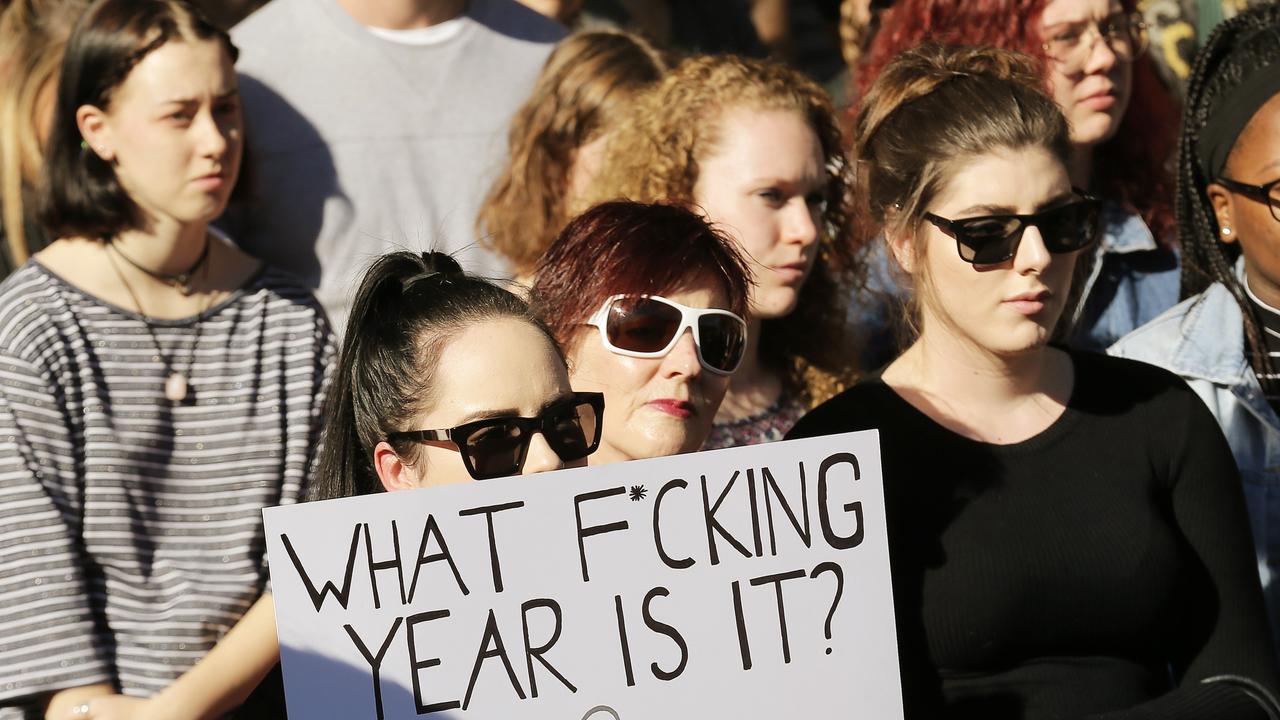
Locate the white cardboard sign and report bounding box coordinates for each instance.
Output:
[264,430,903,719]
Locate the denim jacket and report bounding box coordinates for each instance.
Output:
[1109,266,1280,652]
[1069,203,1181,352]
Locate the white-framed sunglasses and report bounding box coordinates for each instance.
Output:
[586,294,748,375]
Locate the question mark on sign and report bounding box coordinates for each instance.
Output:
[581,705,621,720]
[810,561,844,655]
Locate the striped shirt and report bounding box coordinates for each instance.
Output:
[0,261,335,718]
[1245,276,1280,410]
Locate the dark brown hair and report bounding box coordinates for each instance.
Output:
[38,0,235,239]
[312,251,562,500]
[529,200,752,354]
[855,43,1072,337]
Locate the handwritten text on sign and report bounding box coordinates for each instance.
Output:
[264,431,903,719]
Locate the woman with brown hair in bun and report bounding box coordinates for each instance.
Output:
[789,42,1278,718]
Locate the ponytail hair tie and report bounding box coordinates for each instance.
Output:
[401,251,464,293]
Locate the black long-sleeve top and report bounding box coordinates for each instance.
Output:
[786,351,1279,719]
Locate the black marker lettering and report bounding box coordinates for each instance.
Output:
[749,569,806,663]
[614,594,636,687]
[363,521,406,609]
[642,587,688,681]
[407,514,469,603]
[653,480,694,570]
[344,617,403,720]
[462,609,526,710]
[521,598,576,697]
[459,501,525,593]
[732,580,752,670]
[762,464,811,555]
[701,471,753,565]
[281,526,361,612]
[406,610,460,714]
[818,453,864,550]
[574,487,629,582]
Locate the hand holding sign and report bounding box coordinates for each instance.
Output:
[264,431,903,719]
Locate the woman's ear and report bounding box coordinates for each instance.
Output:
[373,441,419,492]
[1205,182,1237,245]
[885,225,917,273]
[75,103,114,162]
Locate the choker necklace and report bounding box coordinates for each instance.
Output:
[105,243,210,402]
[108,234,211,296]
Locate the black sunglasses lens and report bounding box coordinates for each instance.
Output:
[543,398,600,461]
[606,298,682,353]
[1039,202,1099,252]
[956,217,1022,264]
[696,314,746,372]
[463,422,527,479]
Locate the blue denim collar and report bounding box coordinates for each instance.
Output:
[1099,202,1158,255]
[1162,278,1253,387]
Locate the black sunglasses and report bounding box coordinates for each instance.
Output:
[1216,176,1280,223]
[924,196,1102,265]
[386,392,604,480]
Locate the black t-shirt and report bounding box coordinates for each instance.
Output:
[787,350,1279,719]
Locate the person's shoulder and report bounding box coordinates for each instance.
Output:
[0,262,77,365]
[1072,348,1204,420]
[467,0,568,46]
[785,379,894,441]
[1107,293,1205,363]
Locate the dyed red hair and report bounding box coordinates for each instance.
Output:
[857,0,1177,243]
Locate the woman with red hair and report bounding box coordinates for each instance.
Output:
[857,0,1180,353]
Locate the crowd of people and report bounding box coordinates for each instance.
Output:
[0,0,1278,718]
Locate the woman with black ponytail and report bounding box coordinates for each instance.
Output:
[1111,2,1280,654]
[311,250,602,499]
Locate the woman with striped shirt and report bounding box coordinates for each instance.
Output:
[0,0,334,717]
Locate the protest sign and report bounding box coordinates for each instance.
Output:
[264,430,903,719]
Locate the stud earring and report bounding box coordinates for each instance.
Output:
[1222,226,1233,237]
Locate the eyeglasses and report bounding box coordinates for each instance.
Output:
[923,196,1102,265]
[1217,176,1280,223]
[586,294,748,375]
[386,392,604,480]
[1042,10,1148,71]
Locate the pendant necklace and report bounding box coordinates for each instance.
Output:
[109,233,211,295]
[105,242,209,402]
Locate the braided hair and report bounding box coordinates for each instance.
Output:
[1177,3,1280,394]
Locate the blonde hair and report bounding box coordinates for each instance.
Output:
[584,53,860,406]
[0,0,84,266]
[477,30,667,276]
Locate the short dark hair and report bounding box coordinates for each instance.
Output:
[311,251,563,501]
[38,0,235,240]
[529,200,752,352]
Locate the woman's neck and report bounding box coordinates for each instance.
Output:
[716,315,784,422]
[885,323,1073,444]
[111,218,208,277]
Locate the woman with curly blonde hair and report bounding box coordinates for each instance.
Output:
[582,53,860,449]
[477,29,667,280]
